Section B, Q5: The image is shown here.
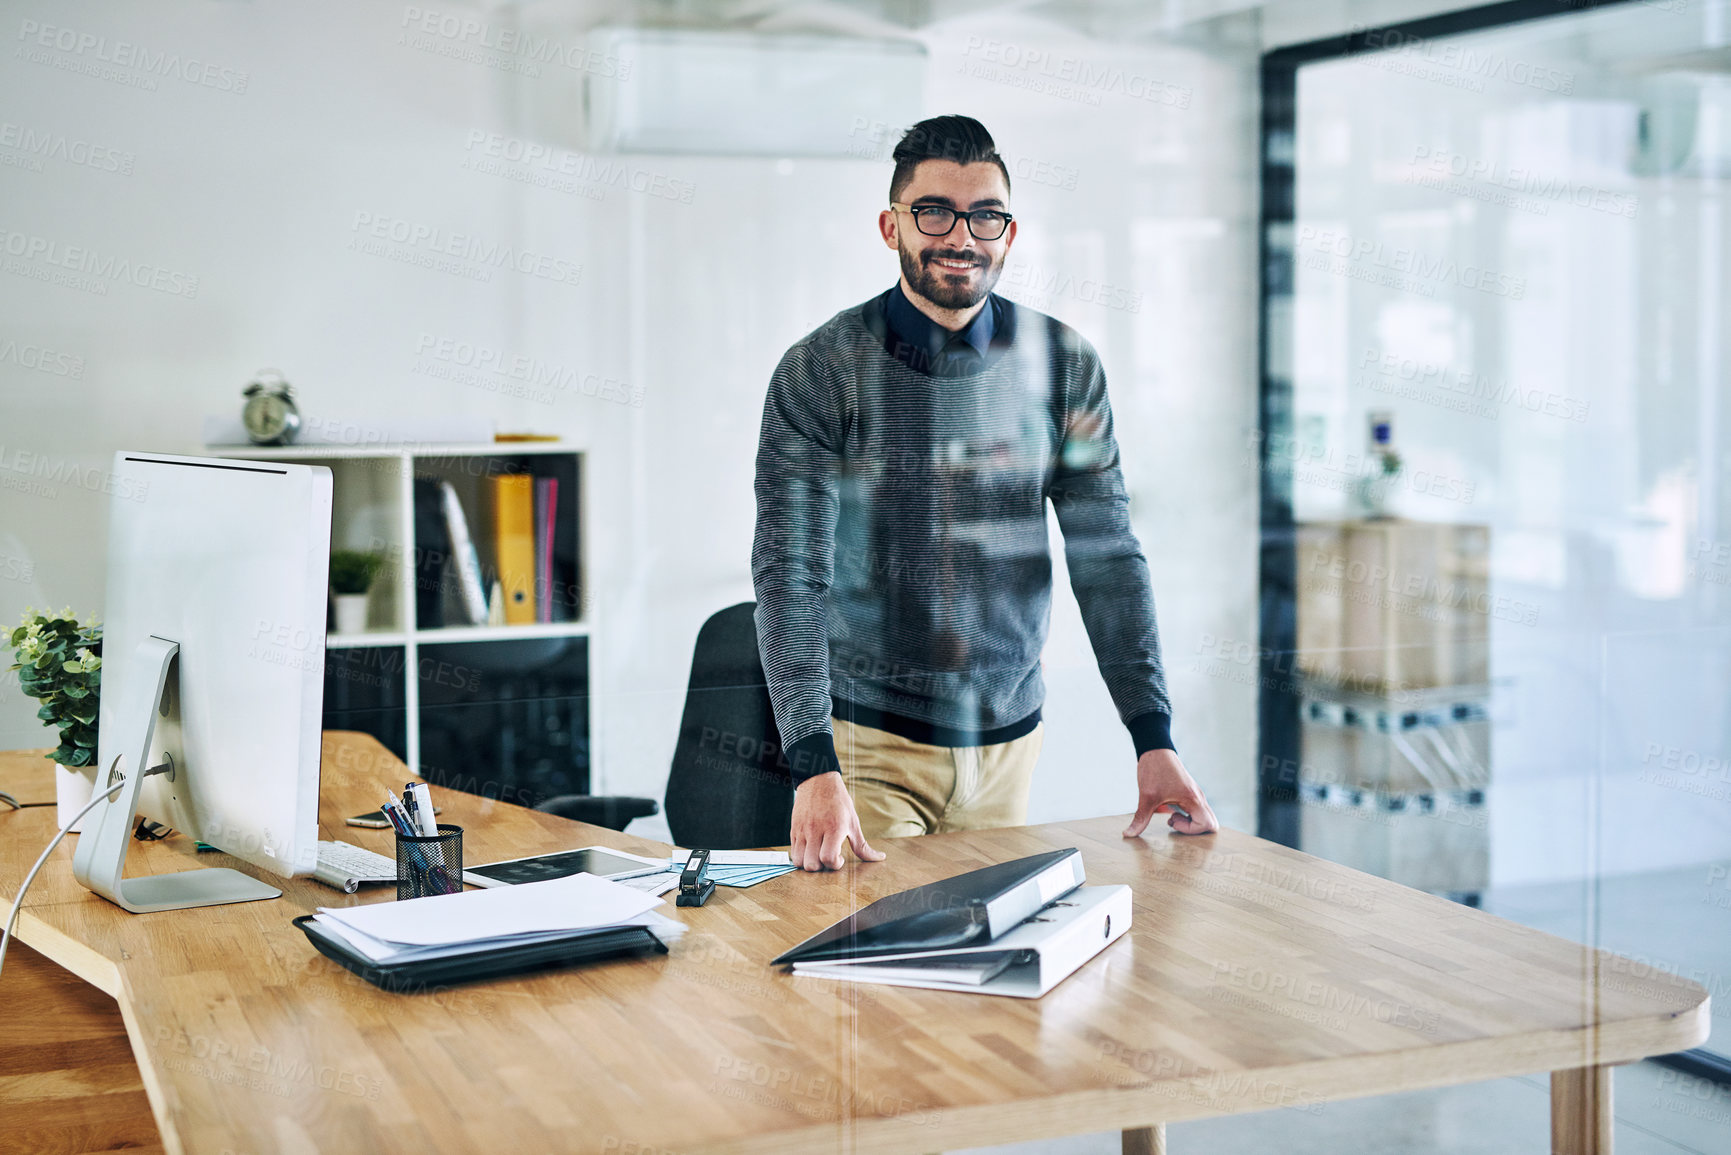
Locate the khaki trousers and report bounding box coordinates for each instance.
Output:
[831,717,1043,840]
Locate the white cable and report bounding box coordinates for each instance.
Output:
[0,778,125,982]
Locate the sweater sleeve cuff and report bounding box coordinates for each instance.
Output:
[1127,711,1174,757]
[785,730,842,787]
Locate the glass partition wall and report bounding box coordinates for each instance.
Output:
[1258,0,1731,1126]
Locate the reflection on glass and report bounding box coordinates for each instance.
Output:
[1278,0,1731,1091]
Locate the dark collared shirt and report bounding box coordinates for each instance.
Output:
[883,282,998,377]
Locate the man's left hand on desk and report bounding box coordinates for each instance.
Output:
[1123,748,1219,837]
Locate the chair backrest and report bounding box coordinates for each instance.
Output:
[663,602,795,850]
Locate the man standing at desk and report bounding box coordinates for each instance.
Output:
[753,115,1217,872]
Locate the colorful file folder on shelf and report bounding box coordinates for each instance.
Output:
[533,476,558,622]
[489,473,536,625]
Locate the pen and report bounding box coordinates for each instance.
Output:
[410,782,438,836]
[399,786,422,833]
[411,781,453,890]
[383,793,432,875]
[383,791,415,836]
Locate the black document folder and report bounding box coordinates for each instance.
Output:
[293,914,668,992]
[770,848,1085,965]
[411,478,449,629]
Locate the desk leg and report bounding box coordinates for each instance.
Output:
[1552,1065,1612,1154]
[1122,1124,1166,1155]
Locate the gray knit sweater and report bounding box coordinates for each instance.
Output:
[751,289,1172,784]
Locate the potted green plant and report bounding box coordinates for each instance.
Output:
[1356,412,1402,519]
[8,607,102,829]
[329,550,385,634]
[1357,448,1402,519]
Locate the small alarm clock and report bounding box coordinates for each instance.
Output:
[241,369,301,446]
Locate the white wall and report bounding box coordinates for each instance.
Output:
[0,0,566,736]
[0,0,1263,836]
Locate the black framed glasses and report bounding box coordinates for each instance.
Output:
[890,202,1013,241]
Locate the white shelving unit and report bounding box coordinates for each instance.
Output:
[208,442,593,786]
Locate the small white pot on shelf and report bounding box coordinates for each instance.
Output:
[332,593,370,635]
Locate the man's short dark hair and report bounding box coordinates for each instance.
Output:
[889,115,1011,204]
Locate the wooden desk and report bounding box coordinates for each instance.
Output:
[0,732,1708,1155]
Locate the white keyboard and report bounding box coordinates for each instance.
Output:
[313,839,492,892]
[315,839,397,883]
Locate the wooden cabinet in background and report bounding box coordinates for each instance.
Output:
[1293,519,1492,901]
[1296,519,1490,694]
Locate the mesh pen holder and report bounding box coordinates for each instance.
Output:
[396,824,463,900]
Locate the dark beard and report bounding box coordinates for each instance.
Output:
[899,244,1002,310]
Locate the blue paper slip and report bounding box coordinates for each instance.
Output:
[659,857,795,888]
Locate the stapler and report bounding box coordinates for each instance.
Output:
[677,848,716,907]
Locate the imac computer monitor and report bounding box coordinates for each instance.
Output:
[72,451,332,913]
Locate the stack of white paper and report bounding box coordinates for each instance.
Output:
[615,873,682,897]
[309,873,685,964]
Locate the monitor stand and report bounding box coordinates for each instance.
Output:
[71,636,282,913]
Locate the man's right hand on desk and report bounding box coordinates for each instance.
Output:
[791,772,886,871]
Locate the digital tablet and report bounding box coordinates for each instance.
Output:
[465,846,666,888]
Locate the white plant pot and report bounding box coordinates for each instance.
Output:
[1355,471,1398,518]
[57,760,98,833]
[333,593,370,634]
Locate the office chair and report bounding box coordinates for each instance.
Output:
[534,793,660,831]
[663,602,795,850]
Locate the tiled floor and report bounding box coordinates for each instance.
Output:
[956,863,1731,1154]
